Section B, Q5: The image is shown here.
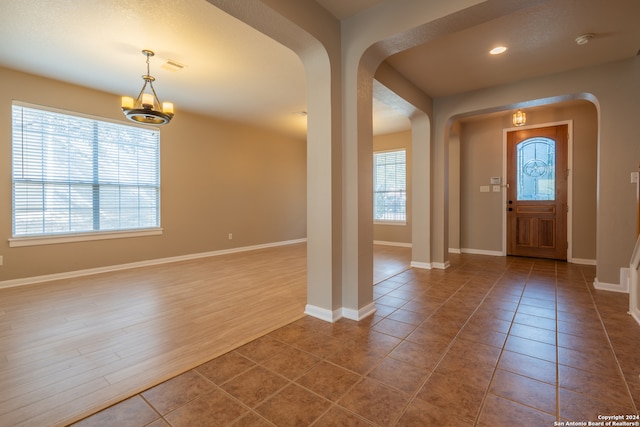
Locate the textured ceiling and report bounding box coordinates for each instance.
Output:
[386,0,640,98]
[0,0,307,135]
[0,0,638,137]
[315,0,386,20]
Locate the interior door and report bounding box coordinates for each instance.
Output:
[507,125,568,260]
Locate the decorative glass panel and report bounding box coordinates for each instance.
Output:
[517,137,555,201]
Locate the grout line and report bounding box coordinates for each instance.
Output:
[473,258,532,426]
[555,260,561,422]
[375,259,476,425]
[137,393,163,425]
[390,256,525,426]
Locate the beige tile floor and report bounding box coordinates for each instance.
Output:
[73,254,640,426]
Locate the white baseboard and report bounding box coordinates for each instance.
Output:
[461,248,504,257]
[630,306,640,327]
[410,261,432,269]
[373,241,412,248]
[342,302,376,321]
[454,250,595,266]
[593,277,629,294]
[570,258,597,265]
[304,302,376,323]
[431,261,451,270]
[630,308,640,326]
[304,304,342,323]
[0,238,307,289]
[410,260,451,270]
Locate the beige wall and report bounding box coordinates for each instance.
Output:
[448,122,461,252]
[434,57,640,284]
[0,67,307,282]
[374,103,598,263]
[453,101,597,260]
[373,130,412,244]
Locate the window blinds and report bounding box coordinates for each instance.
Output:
[12,104,160,237]
[373,149,406,222]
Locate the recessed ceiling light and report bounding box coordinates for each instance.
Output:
[490,46,508,55]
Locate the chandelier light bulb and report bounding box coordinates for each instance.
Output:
[512,109,526,126]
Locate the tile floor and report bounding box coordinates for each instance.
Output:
[73,254,640,426]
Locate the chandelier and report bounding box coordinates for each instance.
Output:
[512,109,526,127]
[121,50,174,125]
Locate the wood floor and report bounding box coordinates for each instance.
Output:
[0,243,411,426]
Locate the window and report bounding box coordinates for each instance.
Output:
[373,149,406,223]
[516,137,556,201]
[11,103,160,242]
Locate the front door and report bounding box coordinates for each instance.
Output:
[507,125,568,260]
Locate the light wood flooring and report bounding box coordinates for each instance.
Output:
[0,243,411,426]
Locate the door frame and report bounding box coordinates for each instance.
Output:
[501,120,573,261]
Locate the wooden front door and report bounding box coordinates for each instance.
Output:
[507,125,568,260]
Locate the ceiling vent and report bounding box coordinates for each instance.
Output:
[162,60,186,72]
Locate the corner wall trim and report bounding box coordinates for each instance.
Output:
[304,304,342,323]
[631,307,640,327]
[342,303,376,321]
[304,302,377,323]
[410,261,432,269]
[631,265,640,327]
[570,258,597,265]
[0,238,307,289]
[593,277,629,294]
[373,241,412,248]
[432,261,451,270]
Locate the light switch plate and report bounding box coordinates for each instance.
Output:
[492,185,501,192]
[480,186,490,193]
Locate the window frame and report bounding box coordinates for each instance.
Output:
[373,148,407,226]
[9,101,163,247]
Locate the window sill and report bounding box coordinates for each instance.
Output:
[8,228,163,247]
[374,221,407,226]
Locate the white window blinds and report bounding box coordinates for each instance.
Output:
[12,103,160,237]
[373,149,406,223]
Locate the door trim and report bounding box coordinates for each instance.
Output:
[501,120,573,260]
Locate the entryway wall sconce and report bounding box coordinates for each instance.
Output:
[512,109,526,127]
[121,50,174,125]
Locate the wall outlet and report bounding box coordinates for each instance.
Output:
[228,233,233,240]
